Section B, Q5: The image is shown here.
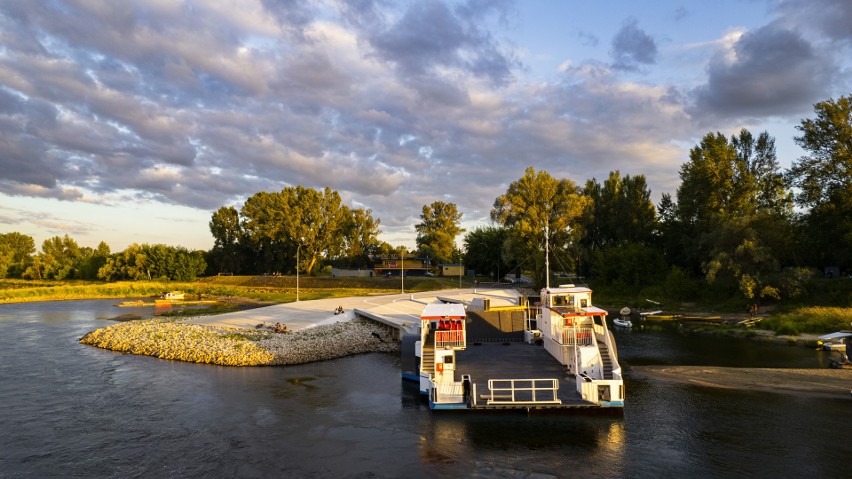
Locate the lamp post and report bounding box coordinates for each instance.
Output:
[458,248,462,288]
[400,247,405,294]
[296,242,302,302]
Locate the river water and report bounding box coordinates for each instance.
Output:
[0,300,849,478]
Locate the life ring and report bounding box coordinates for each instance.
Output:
[436,363,444,373]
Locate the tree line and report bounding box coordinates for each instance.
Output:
[1,94,849,307]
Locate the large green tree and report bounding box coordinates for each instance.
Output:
[241,186,350,275]
[0,232,35,278]
[580,171,661,284]
[788,94,852,270]
[463,226,514,281]
[664,129,793,303]
[208,206,246,274]
[416,201,464,264]
[338,207,381,268]
[491,167,589,288]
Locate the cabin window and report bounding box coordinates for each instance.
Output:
[552,295,566,306]
[568,295,575,306]
[444,355,454,364]
[580,298,588,307]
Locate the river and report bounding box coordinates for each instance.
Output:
[0,300,849,478]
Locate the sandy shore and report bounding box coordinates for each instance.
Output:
[80,318,399,366]
[630,365,852,399]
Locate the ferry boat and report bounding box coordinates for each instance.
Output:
[405,285,625,411]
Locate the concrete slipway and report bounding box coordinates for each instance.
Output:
[184,287,523,332]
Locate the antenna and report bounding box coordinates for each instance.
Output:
[545,224,550,289]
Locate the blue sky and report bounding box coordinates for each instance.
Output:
[1,0,850,252]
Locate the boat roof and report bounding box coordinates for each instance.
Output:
[420,302,466,320]
[581,306,608,315]
[543,286,592,294]
[818,331,852,340]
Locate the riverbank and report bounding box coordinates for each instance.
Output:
[630,365,852,400]
[80,317,399,366]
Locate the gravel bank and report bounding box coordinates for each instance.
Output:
[80,318,399,366]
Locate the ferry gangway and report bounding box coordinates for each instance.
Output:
[486,378,562,405]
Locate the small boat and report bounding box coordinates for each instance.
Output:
[613,318,632,328]
[818,331,852,351]
[161,291,185,300]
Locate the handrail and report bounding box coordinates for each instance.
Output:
[435,381,464,403]
[486,378,562,405]
[434,330,465,349]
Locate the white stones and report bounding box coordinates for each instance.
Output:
[80,318,399,367]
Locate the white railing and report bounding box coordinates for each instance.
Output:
[560,327,594,346]
[435,330,465,349]
[486,378,562,405]
[436,381,464,403]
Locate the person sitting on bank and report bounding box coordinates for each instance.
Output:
[334,305,344,315]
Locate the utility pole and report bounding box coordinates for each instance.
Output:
[458,248,462,288]
[400,247,405,293]
[296,242,301,301]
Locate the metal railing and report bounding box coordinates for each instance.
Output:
[435,330,465,349]
[486,378,562,405]
[560,327,594,346]
[436,381,464,403]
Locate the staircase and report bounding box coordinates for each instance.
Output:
[421,330,436,375]
[598,341,613,379]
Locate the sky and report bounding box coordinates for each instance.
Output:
[1,0,850,252]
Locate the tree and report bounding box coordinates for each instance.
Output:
[77,241,111,279]
[788,95,852,270]
[338,207,381,268]
[39,235,82,280]
[664,129,794,302]
[669,130,792,274]
[463,226,513,281]
[788,95,852,208]
[0,232,35,278]
[241,186,350,275]
[97,243,206,281]
[580,171,659,282]
[416,201,464,264]
[491,167,589,288]
[208,206,246,274]
[581,171,657,249]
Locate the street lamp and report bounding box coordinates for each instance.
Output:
[296,241,303,302]
[400,247,405,294]
[458,248,462,288]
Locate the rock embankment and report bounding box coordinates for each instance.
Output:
[80,318,399,366]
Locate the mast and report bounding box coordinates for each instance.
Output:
[545,224,550,290]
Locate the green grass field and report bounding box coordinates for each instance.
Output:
[0,275,464,304]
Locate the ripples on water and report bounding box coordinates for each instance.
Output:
[0,300,849,478]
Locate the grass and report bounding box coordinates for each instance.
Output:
[0,275,464,304]
[761,307,852,335]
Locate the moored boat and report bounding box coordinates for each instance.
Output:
[161,291,185,300]
[613,318,633,328]
[405,284,625,411]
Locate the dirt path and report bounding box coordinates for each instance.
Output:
[630,365,852,400]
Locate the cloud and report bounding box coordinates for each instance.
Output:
[610,18,658,71]
[690,23,838,121]
[1,0,848,247]
[774,0,852,45]
[353,0,517,86]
